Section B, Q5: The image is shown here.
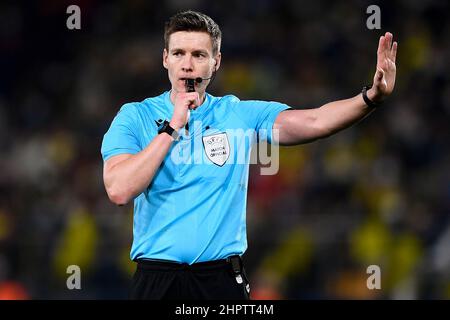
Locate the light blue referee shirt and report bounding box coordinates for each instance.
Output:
[101,91,290,264]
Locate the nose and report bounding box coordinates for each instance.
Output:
[181,54,193,72]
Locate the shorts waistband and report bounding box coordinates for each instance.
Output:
[135,255,240,271]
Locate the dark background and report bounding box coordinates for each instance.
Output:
[0,0,449,299]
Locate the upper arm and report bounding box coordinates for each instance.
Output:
[273,109,329,145]
[104,153,133,176]
[103,153,133,187]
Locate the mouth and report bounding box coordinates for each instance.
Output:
[179,77,196,81]
[178,78,195,86]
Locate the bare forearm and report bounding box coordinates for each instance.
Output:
[106,133,174,205]
[316,90,376,137]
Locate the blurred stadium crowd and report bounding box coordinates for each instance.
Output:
[0,0,449,299]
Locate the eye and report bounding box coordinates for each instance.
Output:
[172,51,184,57]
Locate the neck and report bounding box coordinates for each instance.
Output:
[170,89,206,107]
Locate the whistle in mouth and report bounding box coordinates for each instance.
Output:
[185,78,195,92]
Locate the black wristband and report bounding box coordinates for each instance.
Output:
[362,85,380,109]
[158,120,179,141]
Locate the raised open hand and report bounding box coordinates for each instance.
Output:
[370,32,397,102]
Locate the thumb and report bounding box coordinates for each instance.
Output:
[376,68,384,81]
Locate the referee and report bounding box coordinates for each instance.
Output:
[101,11,397,299]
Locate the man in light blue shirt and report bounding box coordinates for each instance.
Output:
[101,11,397,299]
[102,92,289,265]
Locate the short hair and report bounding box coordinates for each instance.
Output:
[164,10,222,56]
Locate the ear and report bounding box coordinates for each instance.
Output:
[213,52,222,71]
[163,48,168,70]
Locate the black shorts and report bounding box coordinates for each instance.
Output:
[129,256,251,300]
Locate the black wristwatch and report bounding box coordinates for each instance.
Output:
[158,120,179,141]
[362,85,381,109]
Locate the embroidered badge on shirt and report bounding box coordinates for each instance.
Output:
[202,132,230,166]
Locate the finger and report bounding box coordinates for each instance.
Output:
[188,99,196,110]
[391,41,398,63]
[384,33,394,62]
[377,36,384,55]
[385,32,393,50]
[377,68,384,82]
[187,94,200,109]
[186,92,199,98]
[374,68,384,87]
[377,36,385,65]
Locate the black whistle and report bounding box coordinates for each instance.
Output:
[185,79,195,92]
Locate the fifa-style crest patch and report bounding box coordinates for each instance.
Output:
[202,132,230,166]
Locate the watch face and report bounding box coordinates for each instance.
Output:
[171,130,179,140]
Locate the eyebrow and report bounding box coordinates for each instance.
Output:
[170,48,209,55]
[192,49,208,55]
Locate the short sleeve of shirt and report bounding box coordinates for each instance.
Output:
[233,99,291,144]
[101,103,142,162]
